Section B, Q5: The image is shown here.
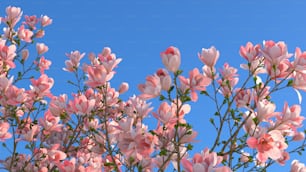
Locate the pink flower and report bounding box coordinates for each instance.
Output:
[0,38,17,69]
[247,130,288,163]
[40,15,52,27]
[198,46,220,67]
[4,6,22,28]
[21,49,29,61]
[0,122,12,141]
[24,15,38,29]
[182,148,232,172]
[63,50,85,72]
[239,42,261,61]
[291,160,306,172]
[85,65,114,87]
[261,40,292,66]
[156,68,172,91]
[68,94,95,115]
[256,99,277,122]
[293,47,306,74]
[138,74,161,99]
[49,94,68,117]
[5,85,27,106]
[36,43,49,55]
[160,46,181,72]
[293,72,306,91]
[98,47,122,73]
[30,74,54,98]
[47,144,67,163]
[234,88,252,108]
[18,25,33,43]
[152,102,176,124]
[35,56,52,74]
[39,110,63,134]
[118,82,129,94]
[179,68,211,102]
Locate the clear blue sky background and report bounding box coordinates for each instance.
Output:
[1,0,306,171]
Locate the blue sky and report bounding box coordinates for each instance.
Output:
[1,0,306,171]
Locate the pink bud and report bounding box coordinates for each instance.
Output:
[293,132,305,141]
[41,15,52,27]
[240,152,250,163]
[198,46,219,67]
[36,43,49,55]
[118,82,129,94]
[156,68,171,91]
[35,30,45,38]
[160,46,181,72]
[21,49,29,61]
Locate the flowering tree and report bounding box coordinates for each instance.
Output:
[0,6,306,172]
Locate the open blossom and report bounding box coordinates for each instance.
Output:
[138,74,161,99]
[30,74,54,98]
[239,42,261,61]
[261,40,292,66]
[0,38,17,69]
[63,50,85,72]
[293,72,306,91]
[247,130,288,163]
[49,94,67,117]
[160,46,181,72]
[39,110,63,134]
[85,65,114,87]
[293,47,306,74]
[125,95,153,120]
[179,68,211,102]
[35,56,52,74]
[4,6,22,27]
[18,25,33,43]
[152,102,176,125]
[68,94,95,115]
[0,122,12,141]
[198,46,219,67]
[182,148,232,172]
[256,99,277,122]
[98,47,122,73]
[4,85,27,106]
[275,103,304,135]
[235,88,252,108]
[24,15,38,29]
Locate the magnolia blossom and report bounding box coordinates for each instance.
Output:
[36,43,49,55]
[239,42,261,61]
[4,6,22,27]
[138,74,161,99]
[247,130,288,163]
[261,40,292,66]
[0,38,16,69]
[17,25,33,43]
[182,148,232,172]
[24,15,38,29]
[160,46,181,72]
[85,65,114,87]
[0,122,12,141]
[63,50,85,72]
[291,160,306,172]
[198,46,220,67]
[179,68,211,102]
[40,15,52,27]
[156,68,171,91]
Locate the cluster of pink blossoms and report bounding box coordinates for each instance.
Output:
[0,5,305,172]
